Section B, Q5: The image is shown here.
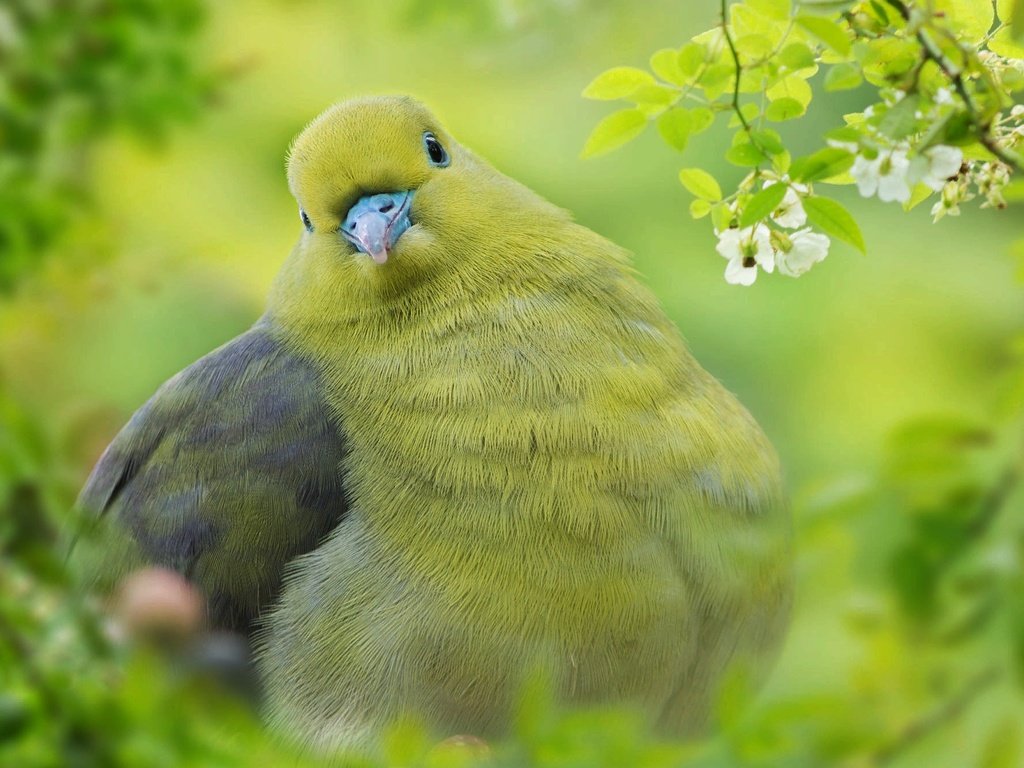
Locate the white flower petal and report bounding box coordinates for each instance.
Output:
[921,145,963,191]
[715,229,744,261]
[778,229,830,277]
[852,155,881,198]
[876,151,912,203]
[724,257,758,286]
[772,187,808,228]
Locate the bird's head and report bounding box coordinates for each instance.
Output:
[272,96,572,323]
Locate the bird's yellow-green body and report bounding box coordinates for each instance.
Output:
[74,96,791,752]
[262,97,790,747]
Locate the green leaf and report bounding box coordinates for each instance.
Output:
[739,183,788,227]
[766,97,806,121]
[751,128,786,155]
[859,37,920,83]
[677,42,706,79]
[650,48,686,85]
[657,109,692,151]
[701,62,736,100]
[747,0,792,20]
[690,198,713,219]
[728,102,761,127]
[795,14,852,56]
[1015,0,1024,40]
[824,62,863,91]
[735,33,775,61]
[711,202,735,232]
[630,84,677,106]
[581,109,647,157]
[803,195,866,252]
[767,75,813,107]
[990,26,1024,58]
[879,95,921,140]
[780,41,817,71]
[934,0,995,43]
[790,147,856,182]
[678,168,723,201]
[903,183,933,212]
[726,141,768,166]
[688,107,715,135]
[868,0,891,23]
[582,67,656,100]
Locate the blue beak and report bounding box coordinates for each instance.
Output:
[340,191,413,265]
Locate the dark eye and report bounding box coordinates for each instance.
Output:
[423,132,450,167]
[300,208,313,232]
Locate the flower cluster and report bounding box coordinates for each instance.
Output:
[850,144,964,205]
[716,181,830,286]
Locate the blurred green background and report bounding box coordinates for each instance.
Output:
[2,0,1023,765]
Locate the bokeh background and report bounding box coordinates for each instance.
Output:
[2,0,1023,766]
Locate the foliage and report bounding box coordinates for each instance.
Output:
[2,0,1024,766]
[583,0,1024,284]
[0,0,219,291]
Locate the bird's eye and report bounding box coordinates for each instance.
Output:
[300,208,313,232]
[423,132,450,167]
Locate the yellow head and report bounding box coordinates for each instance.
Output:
[272,96,576,323]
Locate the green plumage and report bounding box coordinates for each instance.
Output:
[74,96,792,751]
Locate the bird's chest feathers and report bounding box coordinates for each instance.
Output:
[310,294,691,554]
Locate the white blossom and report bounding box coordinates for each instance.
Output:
[776,229,831,277]
[934,87,955,105]
[716,226,774,286]
[764,179,808,228]
[852,149,912,203]
[910,145,964,191]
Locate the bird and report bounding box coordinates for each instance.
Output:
[71,95,792,753]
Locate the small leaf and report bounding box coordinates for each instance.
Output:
[780,42,817,70]
[630,84,677,106]
[766,97,806,121]
[824,62,863,91]
[657,108,692,151]
[903,183,933,212]
[678,168,723,201]
[803,195,866,252]
[735,34,775,61]
[726,141,768,167]
[689,107,715,134]
[795,15,852,56]
[879,95,921,140]
[767,75,813,107]
[650,49,686,85]
[677,42,706,79]
[690,199,713,219]
[581,109,647,158]
[739,183,788,227]
[747,0,791,20]
[751,128,786,155]
[711,202,734,232]
[989,26,1024,58]
[582,67,656,100]
[790,147,855,182]
[1014,0,1024,41]
[934,0,995,43]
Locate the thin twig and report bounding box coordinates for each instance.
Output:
[720,0,753,135]
[868,666,1001,766]
[882,0,1023,172]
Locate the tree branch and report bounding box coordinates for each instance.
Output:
[882,0,1023,173]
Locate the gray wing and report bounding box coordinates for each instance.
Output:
[71,323,349,634]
